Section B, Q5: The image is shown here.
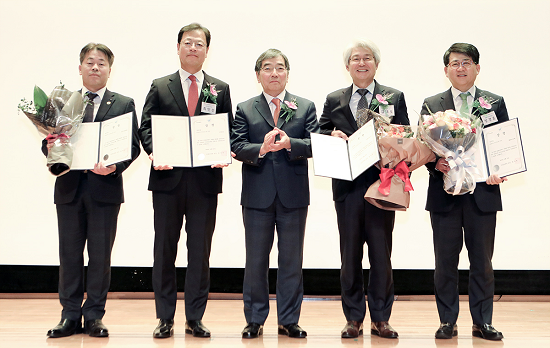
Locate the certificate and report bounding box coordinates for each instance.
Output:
[473,118,527,181]
[151,113,231,167]
[311,119,380,181]
[70,112,133,169]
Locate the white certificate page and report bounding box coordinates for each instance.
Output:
[151,115,192,167]
[311,132,353,181]
[98,112,133,167]
[70,122,101,170]
[190,113,231,167]
[483,118,526,177]
[347,119,380,180]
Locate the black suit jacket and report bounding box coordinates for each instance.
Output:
[42,89,141,205]
[231,92,319,209]
[139,71,233,194]
[421,88,509,213]
[319,81,409,201]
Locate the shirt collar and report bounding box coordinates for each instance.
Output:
[82,86,106,101]
[352,80,375,96]
[451,85,477,101]
[263,90,287,105]
[179,68,204,85]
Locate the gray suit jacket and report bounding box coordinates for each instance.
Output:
[421,87,509,212]
[231,92,319,209]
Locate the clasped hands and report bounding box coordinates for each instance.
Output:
[259,127,291,156]
[435,158,507,185]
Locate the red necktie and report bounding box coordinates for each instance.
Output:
[188,75,198,116]
[272,98,281,125]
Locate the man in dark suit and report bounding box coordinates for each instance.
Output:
[319,39,408,339]
[138,23,233,339]
[45,43,141,338]
[231,48,319,339]
[421,43,508,341]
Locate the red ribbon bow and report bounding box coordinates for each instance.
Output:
[45,133,69,143]
[378,161,413,196]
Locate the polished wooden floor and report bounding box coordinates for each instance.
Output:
[0,295,549,347]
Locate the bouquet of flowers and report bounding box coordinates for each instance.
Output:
[363,110,436,211]
[417,108,484,195]
[19,84,86,176]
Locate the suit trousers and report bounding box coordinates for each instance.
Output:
[152,169,218,321]
[56,173,120,321]
[430,193,497,325]
[242,196,307,326]
[335,174,395,323]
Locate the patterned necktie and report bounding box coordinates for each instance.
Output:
[83,92,98,123]
[188,75,199,116]
[272,98,281,125]
[459,92,471,116]
[356,89,371,128]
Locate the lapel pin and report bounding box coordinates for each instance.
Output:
[107,100,112,105]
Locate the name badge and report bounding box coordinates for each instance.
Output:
[201,102,216,115]
[481,111,498,125]
[378,104,395,118]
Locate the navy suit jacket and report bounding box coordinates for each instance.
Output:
[421,87,509,213]
[139,71,233,194]
[231,92,319,209]
[42,89,141,205]
[319,81,409,201]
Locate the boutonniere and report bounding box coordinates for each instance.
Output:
[472,95,497,115]
[280,98,298,122]
[202,82,220,105]
[369,93,394,111]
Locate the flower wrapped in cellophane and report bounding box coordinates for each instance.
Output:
[417,108,484,195]
[19,84,86,176]
[363,110,436,211]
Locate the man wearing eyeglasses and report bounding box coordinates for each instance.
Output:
[420,43,509,341]
[138,23,233,339]
[231,48,319,339]
[319,39,409,339]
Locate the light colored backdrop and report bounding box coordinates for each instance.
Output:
[1,0,548,270]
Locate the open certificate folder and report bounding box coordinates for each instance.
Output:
[311,119,380,181]
[473,118,527,181]
[151,113,231,167]
[70,112,133,169]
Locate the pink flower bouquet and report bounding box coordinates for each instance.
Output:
[418,109,484,195]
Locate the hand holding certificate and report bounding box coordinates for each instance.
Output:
[311,118,379,181]
[151,113,231,168]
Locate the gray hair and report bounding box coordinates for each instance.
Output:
[343,39,381,66]
[254,48,290,72]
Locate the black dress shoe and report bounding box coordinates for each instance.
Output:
[185,320,211,337]
[435,323,457,339]
[371,321,399,339]
[85,319,109,337]
[341,320,363,338]
[153,319,174,338]
[278,323,307,338]
[242,323,263,339]
[472,323,503,340]
[47,319,82,338]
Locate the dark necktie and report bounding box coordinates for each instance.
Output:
[272,98,281,125]
[83,92,98,123]
[356,89,371,128]
[188,75,199,116]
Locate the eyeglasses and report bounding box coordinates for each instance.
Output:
[349,56,374,63]
[261,66,287,73]
[447,60,475,69]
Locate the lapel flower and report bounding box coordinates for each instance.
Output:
[472,95,497,115]
[369,92,394,111]
[202,82,220,105]
[280,97,298,122]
